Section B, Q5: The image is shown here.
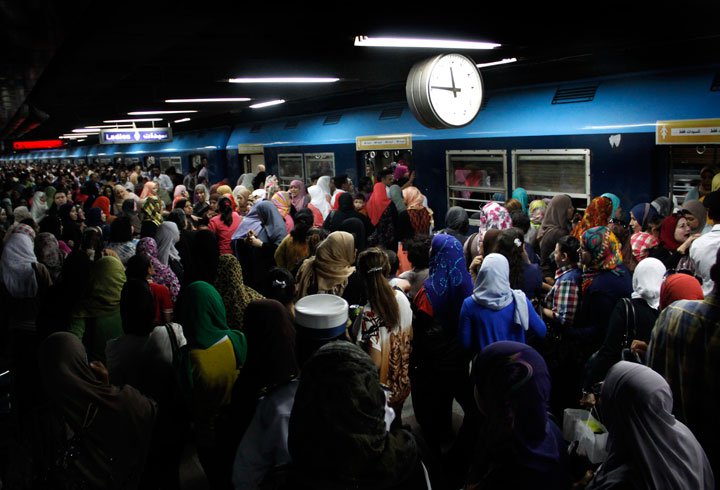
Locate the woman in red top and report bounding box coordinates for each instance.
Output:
[209,197,242,255]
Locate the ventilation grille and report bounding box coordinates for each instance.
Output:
[379,107,403,120]
[711,72,720,91]
[250,124,262,133]
[323,114,342,125]
[552,85,598,104]
[284,120,299,129]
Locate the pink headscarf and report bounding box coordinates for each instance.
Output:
[290,179,307,212]
[393,164,409,182]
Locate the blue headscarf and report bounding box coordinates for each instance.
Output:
[512,187,529,214]
[232,200,288,246]
[601,193,621,220]
[424,234,473,327]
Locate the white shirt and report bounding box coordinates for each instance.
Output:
[153,173,174,193]
[689,224,720,295]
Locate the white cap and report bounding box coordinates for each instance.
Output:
[295,294,349,338]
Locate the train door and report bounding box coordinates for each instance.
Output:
[669,145,720,204]
[447,150,508,226]
[355,134,413,184]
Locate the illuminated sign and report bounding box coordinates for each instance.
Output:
[656,119,720,144]
[13,140,64,150]
[356,134,412,150]
[100,127,173,145]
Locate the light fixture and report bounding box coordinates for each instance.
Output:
[127,110,198,115]
[250,99,285,109]
[228,77,339,83]
[71,128,101,133]
[354,36,500,50]
[475,57,517,68]
[165,98,251,103]
[174,117,191,123]
[85,124,134,129]
[103,118,163,123]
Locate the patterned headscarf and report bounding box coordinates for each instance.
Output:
[424,234,473,327]
[571,196,613,239]
[142,196,163,226]
[214,254,264,330]
[271,190,293,218]
[529,199,547,228]
[630,232,659,263]
[478,201,512,238]
[135,237,180,301]
[581,226,623,293]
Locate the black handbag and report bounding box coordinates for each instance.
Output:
[620,298,642,363]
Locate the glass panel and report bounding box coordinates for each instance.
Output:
[515,155,586,195]
[447,151,506,221]
[278,153,305,186]
[304,152,335,180]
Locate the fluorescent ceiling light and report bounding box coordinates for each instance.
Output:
[165,98,251,103]
[85,124,134,129]
[229,77,339,83]
[128,110,198,115]
[250,99,285,109]
[71,128,101,133]
[354,35,500,49]
[103,118,163,123]
[174,118,191,123]
[60,135,88,139]
[476,57,517,68]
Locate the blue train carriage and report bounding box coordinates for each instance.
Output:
[225,65,720,229]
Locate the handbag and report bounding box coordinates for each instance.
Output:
[620,298,642,363]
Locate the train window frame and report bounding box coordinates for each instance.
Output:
[511,149,591,208]
[278,153,305,187]
[304,152,335,181]
[446,149,508,227]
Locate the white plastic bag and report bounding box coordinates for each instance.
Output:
[562,408,608,464]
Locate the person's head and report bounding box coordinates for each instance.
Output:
[700,166,717,192]
[307,227,329,256]
[353,193,366,212]
[54,191,67,208]
[703,190,720,222]
[109,216,133,243]
[217,196,234,226]
[494,228,525,289]
[680,200,706,234]
[80,228,103,261]
[403,234,431,270]
[209,193,219,211]
[510,211,530,234]
[288,180,302,199]
[357,248,400,328]
[152,166,161,177]
[504,198,522,214]
[125,253,152,281]
[379,168,394,187]
[659,272,704,310]
[658,214,690,251]
[554,235,580,268]
[120,278,155,335]
[333,174,350,192]
[294,294,349,366]
[195,185,207,203]
[265,267,296,309]
[529,199,546,226]
[632,257,666,309]
[358,176,373,194]
[290,208,314,242]
[0,207,6,223]
[385,248,399,277]
[256,163,265,173]
[580,226,622,271]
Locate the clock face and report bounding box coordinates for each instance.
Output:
[406,53,484,129]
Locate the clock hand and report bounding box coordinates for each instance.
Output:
[430,85,463,92]
[450,67,458,98]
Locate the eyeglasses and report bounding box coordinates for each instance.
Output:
[663,268,703,286]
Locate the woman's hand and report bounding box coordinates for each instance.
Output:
[630,340,648,359]
[89,361,109,385]
[677,233,701,254]
[469,255,483,275]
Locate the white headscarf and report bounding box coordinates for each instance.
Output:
[155,221,180,265]
[237,173,254,190]
[31,191,48,224]
[0,232,38,298]
[588,362,714,490]
[471,253,529,330]
[308,184,331,219]
[316,176,333,201]
[630,257,665,309]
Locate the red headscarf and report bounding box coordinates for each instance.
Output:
[658,215,682,251]
[659,273,703,310]
[92,196,111,218]
[365,182,391,226]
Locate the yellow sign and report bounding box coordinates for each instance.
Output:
[356,134,412,151]
[237,144,265,154]
[656,119,720,145]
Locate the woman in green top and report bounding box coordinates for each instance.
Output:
[70,255,126,363]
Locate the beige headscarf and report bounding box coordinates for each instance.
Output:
[296,231,356,298]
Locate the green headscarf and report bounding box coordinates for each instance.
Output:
[181,281,247,366]
[142,196,163,226]
[44,185,57,207]
[512,187,529,214]
[76,255,126,318]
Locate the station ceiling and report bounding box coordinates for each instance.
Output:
[2,1,720,147]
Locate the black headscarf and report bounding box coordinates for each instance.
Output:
[441,206,470,244]
[339,217,367,253]
[326,193,373,236]
[288,341,420,489]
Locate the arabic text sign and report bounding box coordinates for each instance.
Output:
[100,128,173,145]
[356,134,412,151]
[656,119,720,145]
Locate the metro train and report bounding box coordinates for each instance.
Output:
[4,64,720,228]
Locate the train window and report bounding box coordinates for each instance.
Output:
[446,150,508,226]
[304,152,335,181]
[278,153,305,188]
[670,145,719,204]
[512,149,591,208]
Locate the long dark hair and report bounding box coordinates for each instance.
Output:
[494,228,525,290]
[291,208,313,242]
[218,196,233,226]
[357,248,400,328]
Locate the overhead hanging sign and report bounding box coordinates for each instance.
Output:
[237,144,265,154]
[356,134,412,151]
[100,127,173,145]
[656,119,720,145]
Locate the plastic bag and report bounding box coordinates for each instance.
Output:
[562,408,608,464]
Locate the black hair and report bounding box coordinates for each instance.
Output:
[120,278,155,335]
[379,168,394,180]
[404,234,431,269]
[140,220,158,239]
[557,235,580,264]
[358,177,373,194]
[109,216,133,242]
[39,215,62,239]
[80,228,103,261]
[167,208,187,230]
[510,211,530,234]
[704,190,720,221]
[333,174,348,189]
[291,208,314,241]
[385,249,399,277]
[126,253,151,281]
[307,227,329,256]
[494,228,525,290]
[174,198,188,211]
[265,267,295,306]
[218,196,233,226]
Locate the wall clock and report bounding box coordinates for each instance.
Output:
[406,53,484,129]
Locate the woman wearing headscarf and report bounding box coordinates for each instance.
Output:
[271,190,295,234]
[69,255,127,363]
[274,208,313,271]
[467,341,570,490]
[651,195,674,218]
[113,184,140,216]
[155,220,183,282]
[139,180,159,201]
[365,181,398,250]
[339,217,368,255]
[232,200,287,293]
[390,184,413,243]
[214,254,263,330]
[572,227,632,357]
[411,234,474,446]
[659,272,704,310]
[512,187,529,214]
[324,192,373,236]
[179,281,246,489]
[685,165,718,202]
[601,192,622,220]
[209,196,242,255]
[118,199,142,236]
[536,194,575,279]
[571,196,613,240]
[402,186,433,235]
[463,201,513,267]
[295,231,362,305]
[306,184,331,226]
[681,198,708,234]
[30,190,49,224]
[141,195,163,229]
[526,199,547,245]
[459,254,546,354]
[582,257,665,400]
[236,172,255,191]
[315,175,333,204]
[193,183,210,213]
[286,342,429,490]
[172,184,189,208]
[135,237,180,302]
[92,195,115,225]
[231,300,299,490]
[629,231,658,264]
[438,206,469,245]
[586,362,714,490]
[648,213,699,269]
[288,179,309,212]
[34,232,64,282]
[40,332,157,490]
[232,185,251,216]
[628,202,657,234]
[494,227,543,298]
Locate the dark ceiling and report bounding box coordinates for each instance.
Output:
[2,1,720,148]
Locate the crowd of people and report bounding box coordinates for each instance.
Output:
[0,159,718,489]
